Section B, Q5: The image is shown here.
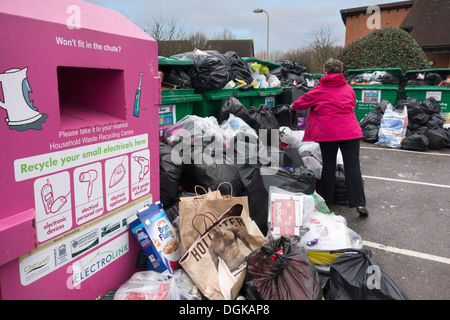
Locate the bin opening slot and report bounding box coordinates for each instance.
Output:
[57,66,125,129]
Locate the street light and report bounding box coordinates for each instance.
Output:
[253,8,269,60]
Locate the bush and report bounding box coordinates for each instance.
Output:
[339,27,428,75]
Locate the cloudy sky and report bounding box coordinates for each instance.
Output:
[84,0,405,54]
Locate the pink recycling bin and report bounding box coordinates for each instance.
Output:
[0,0,161,299]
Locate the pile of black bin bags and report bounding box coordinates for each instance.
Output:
[157,94,409,300]
[160,94,315,236]
[360,97,450,151]
[155,54,410,300]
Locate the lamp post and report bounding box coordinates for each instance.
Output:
[253,8,269,60]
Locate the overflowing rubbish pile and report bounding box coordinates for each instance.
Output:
[160,49,310,92]
[100,54,412,301]
[111,60,409,299]
[406,70,450,87]
[360,97,450,151]
[349,70,401,85]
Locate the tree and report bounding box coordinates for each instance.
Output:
[282,48,315,72]
[189,31,208,49]
[308,27,343,73]
[212,28,236,40]
[138,12,186,41]
[338,27,428,75]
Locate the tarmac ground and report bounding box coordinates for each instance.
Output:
[328,140,450,300]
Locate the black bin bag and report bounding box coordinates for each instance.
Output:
[245,236,322,300]
[401,133,429,151]
[238,164,315,235]
[324,249,409,300]
[218,91,252,125]
[159,142,183,208]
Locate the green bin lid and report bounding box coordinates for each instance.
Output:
[242,57,281,71]
[161,88,202,104]
[306,73,324,78]
[405,68,450,74]
[347,68,403,78]
[158,56,194,66]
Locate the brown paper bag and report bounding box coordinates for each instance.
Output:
[179,203,267,300]
[179,183,251,254]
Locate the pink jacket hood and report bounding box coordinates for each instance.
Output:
[291,73,362,142]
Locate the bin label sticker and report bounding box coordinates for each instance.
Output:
[70,229,99,258]
[105,155,130,212]
[265,96,275,109]
[426,91,442,101]
[159,105,176,139]
[362,90,381,103]
[71,232,129,287]
[14,134,148,182]
[74,162,104,226]
[130,149,151,200]
[34,171,73,242]
[19,195,151,286]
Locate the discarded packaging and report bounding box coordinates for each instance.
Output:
[128,202,181,274]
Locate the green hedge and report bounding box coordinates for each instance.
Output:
[339,27,428,76]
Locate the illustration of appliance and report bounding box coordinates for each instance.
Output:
[109,156,126,188]
[132,155,149,181]
[0,67,48,131]
[41,179,54,214]
[51,192,70,213]
[40,179,70,214]
[133,72,143,117]
[79,169,98,199]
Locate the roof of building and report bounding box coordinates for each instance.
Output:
[158,39,254,58]
[340,0,415,25]
[204,40,254,57]
[400,0,450,49]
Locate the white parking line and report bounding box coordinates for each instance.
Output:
[362,175,450,189]
[361,146,450,157]
[363,240,450,265]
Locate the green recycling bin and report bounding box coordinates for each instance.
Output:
[241,57,284,109]
[306,73,324,88]
[348,68,403,121]
[404,68,450,114]
[159,88,203,139]
[242,57,281,72]
[251,86,283,109]
[158,57,203,138]
[194,88,257,119]
[160,88,203,121]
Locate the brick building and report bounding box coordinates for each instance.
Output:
[340,1,414,46]
[340,0,450,68]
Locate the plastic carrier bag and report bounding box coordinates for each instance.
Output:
[245,236,323,300]
[279,126,304,149]
[300,210,363,251]
[113,269,202,300]
[378,103,408,148]
[298,142,323,178]
[164,115,226,152]
[324,249,409,300]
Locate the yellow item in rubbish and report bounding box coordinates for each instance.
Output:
[251,62,269,75]
[307,251,342,265]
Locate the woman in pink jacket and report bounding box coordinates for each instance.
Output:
[291,59,368,216]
